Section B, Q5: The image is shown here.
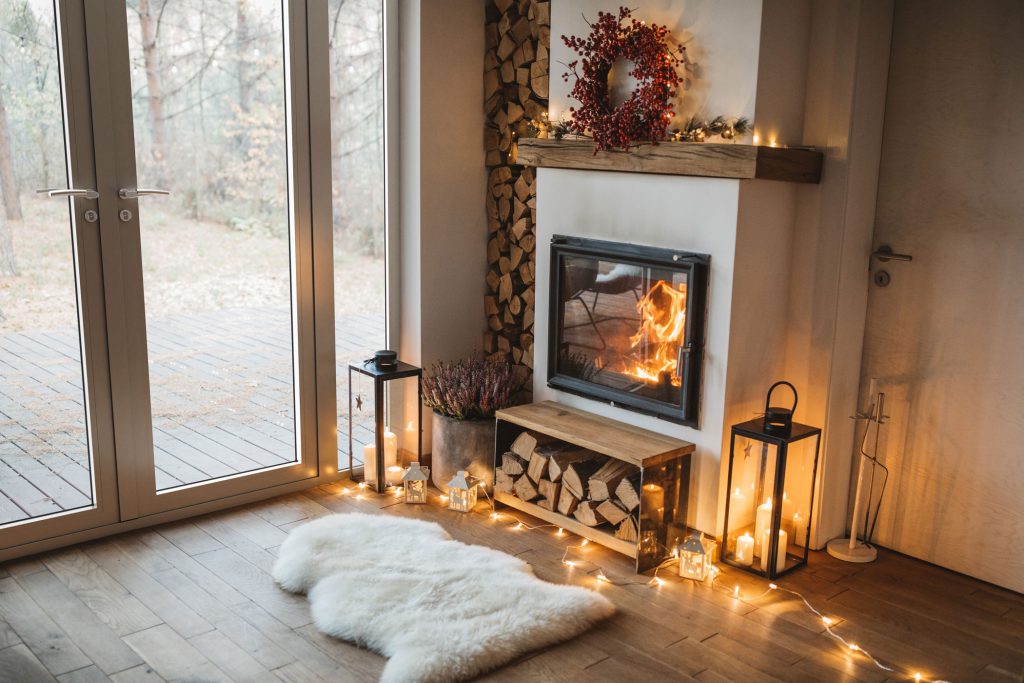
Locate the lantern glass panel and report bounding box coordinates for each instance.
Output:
[724,436,779,569]
[780,437,817,552]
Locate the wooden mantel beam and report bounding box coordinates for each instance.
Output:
[516,137,823,184]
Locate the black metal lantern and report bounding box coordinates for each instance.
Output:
[721,382,821,579]
[347,357,423,493]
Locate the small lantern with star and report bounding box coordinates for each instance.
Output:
[445,470,478,513]
[402,462,429,504]
[678,531,716,581]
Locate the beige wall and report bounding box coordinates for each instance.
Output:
[399,0,487,452]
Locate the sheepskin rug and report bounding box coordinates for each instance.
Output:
[272,512,614,683]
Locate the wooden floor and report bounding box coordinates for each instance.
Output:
[0,308,383,525]
[0,481,1022,683]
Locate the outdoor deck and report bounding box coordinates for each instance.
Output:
[0,307,384,526]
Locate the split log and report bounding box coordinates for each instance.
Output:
[562,457,606,500]
[596,499,630,526]
[510,431,536,459]
[513,474,539,502]
[537,478,559,502]
[526,450,547,483]
[501,451,526,477]
[573,500,607,527]
[588,460,634,501]
[557,487,579,517]
[615,472,642,511]
[537,497,555,511]
[614,516,639,543]
[547,447,595,483]
[495,469,515,494]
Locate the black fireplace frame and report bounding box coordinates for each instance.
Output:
[547,235,709,428]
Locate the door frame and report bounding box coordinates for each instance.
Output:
[0,0,121,549]
[92,0,332,518]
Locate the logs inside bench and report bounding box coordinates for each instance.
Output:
[496,429,640,538]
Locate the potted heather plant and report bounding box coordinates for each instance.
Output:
[422,354,525,493]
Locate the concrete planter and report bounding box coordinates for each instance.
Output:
[430,412,494,493]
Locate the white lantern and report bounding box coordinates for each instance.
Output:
[402,462,429,504]
[446,470,477,513]
[678,531,716,581]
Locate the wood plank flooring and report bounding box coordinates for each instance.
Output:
[0,309,383,525]
[1,481,1022,682]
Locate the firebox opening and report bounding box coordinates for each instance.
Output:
[548,235,709,427]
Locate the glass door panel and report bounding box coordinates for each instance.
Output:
[328,0,387,473]
[124,0,297,491]
[0,0,117,540]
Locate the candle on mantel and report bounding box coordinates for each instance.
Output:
[735,532,754,566]
[761,528,788,574]
[754,498,773,554]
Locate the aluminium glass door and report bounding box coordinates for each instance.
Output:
[0,0,120,550]
[102,0,322,516]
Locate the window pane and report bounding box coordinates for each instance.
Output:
[125,0,296,490]
[328,0,387,472]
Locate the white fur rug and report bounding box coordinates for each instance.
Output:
[272,512,614,683]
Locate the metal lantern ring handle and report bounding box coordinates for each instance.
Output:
[764,381,798,434]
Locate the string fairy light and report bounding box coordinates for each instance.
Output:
[346,480,948,682]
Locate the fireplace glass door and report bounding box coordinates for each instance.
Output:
[548,236,708,427]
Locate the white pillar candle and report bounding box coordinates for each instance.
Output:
[761,528,788,574]
[362,443,377,484]
[383,430,398,465]
[754,498,773,554]
[792,512,808,547]
[735,532,754,566]
[386,465,404,486]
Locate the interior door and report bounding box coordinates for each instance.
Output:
[0,0,120,548]
[858,0,1024,592]
[100,0,322,517]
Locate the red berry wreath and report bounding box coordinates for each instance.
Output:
[562,7,684,151]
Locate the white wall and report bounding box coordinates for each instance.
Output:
[399,0,486,453]
[534,169,740,532]
[549,0,762,129]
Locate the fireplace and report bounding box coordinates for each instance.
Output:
[548,235,709,427]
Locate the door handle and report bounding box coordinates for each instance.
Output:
[37,188,100,199]
[872,245,913,263]
[119,188,170,199]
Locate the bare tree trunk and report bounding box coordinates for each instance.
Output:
[0,87,23,222]
[138,0,167,184]
[0,210,16,277]
[236,0,251,113]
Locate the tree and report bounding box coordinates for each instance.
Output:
[136,0,167,184]
[0,85,22,223]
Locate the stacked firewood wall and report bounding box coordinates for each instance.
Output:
[483,0,550,371]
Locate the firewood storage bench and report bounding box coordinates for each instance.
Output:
[493,401,694,572]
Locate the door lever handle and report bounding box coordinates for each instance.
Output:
[119,188,170,199]
[872,245,913,263]
[37,188,100,200]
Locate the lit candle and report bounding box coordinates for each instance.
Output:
[362,443,377,485]
[641,483,665,521]
[383,430,398,465]
[792,511,808,547]
[761,528,788,574]
[735,532,754,566]
[755,498,772,554]
[386,465,404,486]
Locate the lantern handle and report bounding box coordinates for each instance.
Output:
[765,380,798,415]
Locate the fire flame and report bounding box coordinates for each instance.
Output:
[626,280,687,385]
